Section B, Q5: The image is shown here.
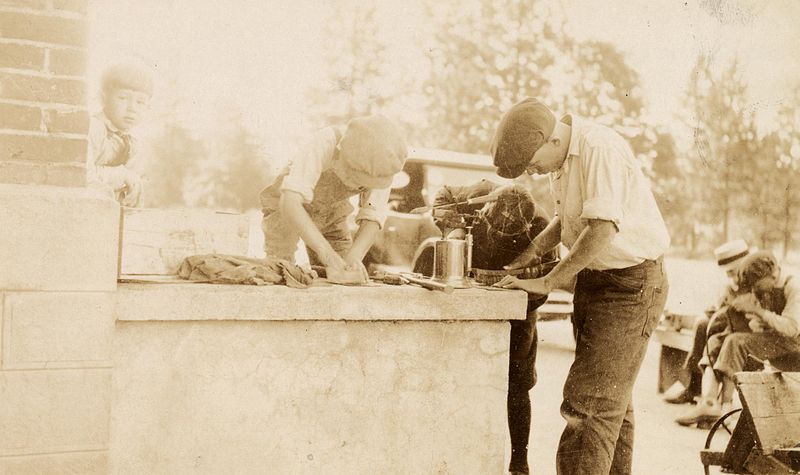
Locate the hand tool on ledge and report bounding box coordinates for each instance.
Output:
[372,270,454,293]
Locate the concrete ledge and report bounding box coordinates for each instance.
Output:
[115,283,528,322]
[0,184,119,291]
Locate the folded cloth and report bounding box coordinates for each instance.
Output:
[177,254,318,289]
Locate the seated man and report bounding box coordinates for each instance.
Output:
[414,181,555,475]
[665,239,750,405]
[677,251,800,426]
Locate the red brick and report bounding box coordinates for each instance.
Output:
[0,71,86,105]
[0,160,85,186]
[0,11,86,47]
[0,133,86,163]
[48,47,86,76]
[52,0,87,15]
[0,0,47,8]
[42,108,88,134]
[0,102,41,130]
[0,42,45,70]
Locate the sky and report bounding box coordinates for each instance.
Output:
[87,0,800,157]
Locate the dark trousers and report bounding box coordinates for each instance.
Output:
[557,258,668,475]
[507,296,546,474]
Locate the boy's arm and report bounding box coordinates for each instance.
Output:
[504,216,562,269]
[279,191,346,269]
[346,221,381,264]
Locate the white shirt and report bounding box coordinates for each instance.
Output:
[281,127,390,227]
[549,115,670,270]
[86,111,142,196]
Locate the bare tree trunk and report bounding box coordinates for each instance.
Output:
[783,179,793,259]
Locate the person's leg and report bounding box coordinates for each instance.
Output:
[611,402,635,473]
[666,316,708,403]
[715,332,800,384]
[507,297,545,474]
[675,365,723,426]
[557,259,667,475]
[685,316,709,396]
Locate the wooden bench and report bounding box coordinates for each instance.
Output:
[701,371,800,474]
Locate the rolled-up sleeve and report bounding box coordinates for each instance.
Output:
[579,144,626,227]
[355,187,390,228]
[769,276,800,338]
[281,128,336,203]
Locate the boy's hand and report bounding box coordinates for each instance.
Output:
[321,250,347,271]
[344,257,369,283]
[121,171,142,207]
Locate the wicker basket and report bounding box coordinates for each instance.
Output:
[472,261,558,286]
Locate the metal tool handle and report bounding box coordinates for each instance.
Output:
[401,274,454,294]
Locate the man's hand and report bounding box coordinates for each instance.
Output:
[492,275,551,296]
[731,294,763,315]
[747,316,768,332]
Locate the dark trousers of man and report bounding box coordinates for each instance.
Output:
[557,258,668,475]
[508,295,547,474]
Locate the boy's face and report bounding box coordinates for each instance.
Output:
[104,87,150,131]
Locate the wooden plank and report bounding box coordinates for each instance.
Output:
[654,327,694,352]
[119,208,250,276]
[736,372,800,454]
[723,409,758,473]
[774,447,800,470]
[744,451,796,475]
[699,449,725,467]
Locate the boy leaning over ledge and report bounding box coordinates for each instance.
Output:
[86,63,153,207]
[259,115,407,282]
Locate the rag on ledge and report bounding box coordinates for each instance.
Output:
[178,254,317,289]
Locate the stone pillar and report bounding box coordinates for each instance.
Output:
[0,1,119,473]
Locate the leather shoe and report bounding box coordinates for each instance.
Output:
[664,389,697,405]
[675,400,721,427]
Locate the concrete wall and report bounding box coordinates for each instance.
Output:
[111,284,526,475]
[0,2,120,473]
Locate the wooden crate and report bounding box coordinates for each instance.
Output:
[119,208,250,276]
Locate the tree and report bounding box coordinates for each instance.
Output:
[421,0,650,158]
[187,108,272,213]
[683,55,759,244]
[146,121,207,208]
[306,0,388,127]
[773,86,800,258]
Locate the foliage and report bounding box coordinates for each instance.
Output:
[145,107,271,213]
[145,121,206,208]
[305,0,388,127]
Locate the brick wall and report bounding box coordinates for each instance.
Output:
[0,0,89,187]
[0,1,120,473]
